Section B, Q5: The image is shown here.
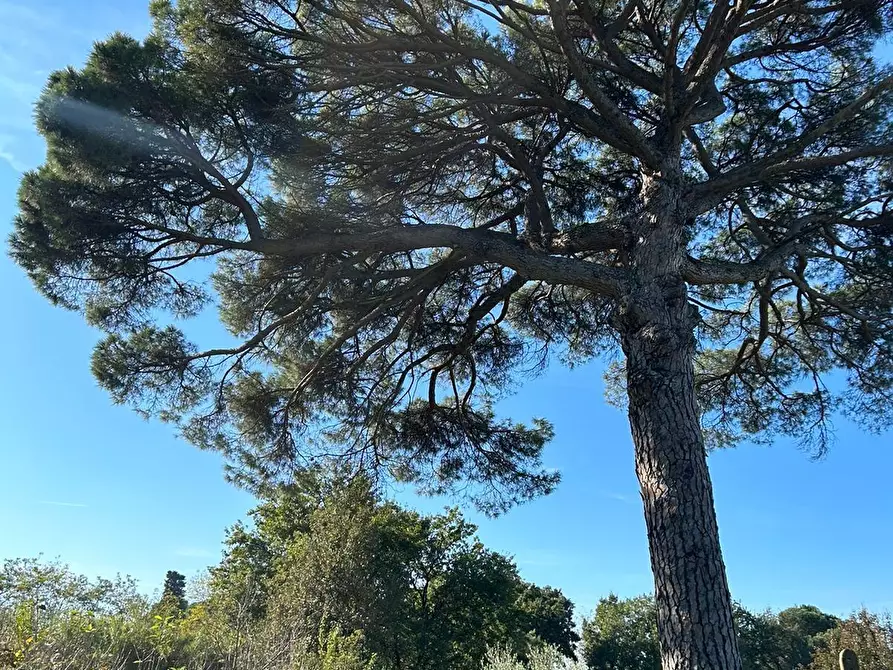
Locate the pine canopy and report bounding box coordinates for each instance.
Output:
[10,0,893,512]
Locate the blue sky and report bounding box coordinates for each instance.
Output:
[1,0,891,618]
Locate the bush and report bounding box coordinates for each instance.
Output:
[482,645,586,670]
[807,609,893,670]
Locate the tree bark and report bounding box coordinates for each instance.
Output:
[618,169,742,670]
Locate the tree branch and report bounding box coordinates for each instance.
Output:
[688,77,893,213]
[262,225,628,296]
[546,0,661,168]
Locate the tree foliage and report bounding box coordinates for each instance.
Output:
[10,0,893,511]
[0,559,155,669]
[3,557,890,670]
[807,609,893,670]
[208,472,579,670]
[517,585,580,659]
[0,558,141,621]
[160,571,188,613]
[9,1,893,666]
[581,594,845,670]
[0,480,578,670]
[582,594,661,670]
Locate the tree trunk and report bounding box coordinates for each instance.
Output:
[622,323,741,670]
[618,170,742,670]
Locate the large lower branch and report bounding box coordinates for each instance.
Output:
[262,225,627,296]
[131,217,628,297]
[682,208,893,284]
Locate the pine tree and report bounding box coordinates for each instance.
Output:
[162,570,187,612]
[10,1,893,667]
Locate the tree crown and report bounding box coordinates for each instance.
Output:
[10,0,893,511]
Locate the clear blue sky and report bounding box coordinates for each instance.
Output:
[1,0,891,619]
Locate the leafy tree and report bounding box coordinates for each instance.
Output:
[0,559,153,669]
[582,594,660,670]
[733,604,840,670]
[582,595,841,670]
[210,474,578,670]
[158,570,188,614]
[736,605,809,670]
[516,585,580,658]
[10,0,893,667]
[775,605,840,667]
[807,609,893,670]
[150,570,188,626]
[163,571,187,605]
[777,605,839,647]
[0,558,141,623]
[209,469,331,622]
[265,477,410,664]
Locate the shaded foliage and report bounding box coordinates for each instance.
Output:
[581,595,844,670]
[582,595,660,670]
[160,571,188,613]
[9,0,893,508]
[209,472,580,670]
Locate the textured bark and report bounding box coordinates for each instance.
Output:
[618,168,742,670]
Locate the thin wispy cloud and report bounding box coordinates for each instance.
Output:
[601,491,636,504]
[0,1,93,47]
[0,147,27,173]
[515,548,585,568]
[38,500,88,508]
[175,547,217,559]
[0,72,39,104]
[516,552,568,568]
[0,1,61,26]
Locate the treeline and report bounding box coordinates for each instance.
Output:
[582,595,893,670]
[1,474,891,670]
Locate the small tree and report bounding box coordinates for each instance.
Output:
[161,570,188,613]
[9,0,893,667]
[582,594,661,670]
[516,585,580,659]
